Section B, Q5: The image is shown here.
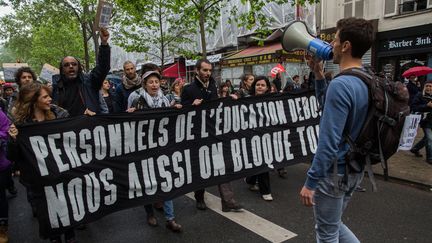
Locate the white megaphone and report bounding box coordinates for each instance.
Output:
[281,21,333,60]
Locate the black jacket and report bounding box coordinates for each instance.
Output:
[411,92,432,128]
[181,76,218,105]
[53,45,110,116]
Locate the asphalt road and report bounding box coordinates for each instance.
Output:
[8,163,432,243]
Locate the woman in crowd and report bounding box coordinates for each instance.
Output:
[0,106,11,243]
[225,79,234,94]
[244,76,274,201]
[218,82,230,98]
[166,78,183,106]
[100,80,115,113]
[410,80,432,165]
[127,71,182,232]
[234,74,254,98]
[8,83,76,243]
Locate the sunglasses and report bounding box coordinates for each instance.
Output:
[63,62,78,68]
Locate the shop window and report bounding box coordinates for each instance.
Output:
[399,0,427,13]
[344,0,364,18]
[385,0,430,17]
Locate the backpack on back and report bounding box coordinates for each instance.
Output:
[335,67,410,191]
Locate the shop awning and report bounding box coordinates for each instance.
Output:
[162,62,186,78]
[225,43,283,60]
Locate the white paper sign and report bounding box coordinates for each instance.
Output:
[95,1,113,29]
[40,64,60,83]
[2,63,28,82]
[398,114,422,151]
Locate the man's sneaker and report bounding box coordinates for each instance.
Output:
[410,149,423,157]
[355,186,366,192]
[262,194,273,201]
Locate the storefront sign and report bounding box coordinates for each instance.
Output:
[221,54,281,68]
[379,34,432,52]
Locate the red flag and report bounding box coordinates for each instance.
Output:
[270,64,285,78]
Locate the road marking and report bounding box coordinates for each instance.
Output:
[185,192,297,242]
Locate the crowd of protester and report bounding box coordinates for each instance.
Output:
[0,17,430,243]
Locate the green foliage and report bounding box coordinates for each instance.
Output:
[113,0,196,65]
[0,0,95,71]
[30,18,93,70]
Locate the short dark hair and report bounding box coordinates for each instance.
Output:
[251,76,271,95]
[195,58,211,70]
[15,67,37,87]
[140,63,160,77]
[336,17,374,59]
[292,75,299,80]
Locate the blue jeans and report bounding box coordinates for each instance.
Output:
[313,172,364,243]
[164,200,175,221]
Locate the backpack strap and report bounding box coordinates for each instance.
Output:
[336,67,381,192]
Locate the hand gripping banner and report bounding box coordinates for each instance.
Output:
[16,91,321,237]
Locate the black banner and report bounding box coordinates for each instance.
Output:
[17,91,321,237]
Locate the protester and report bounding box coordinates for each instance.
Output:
[3,84,15,112]
[100,80,115,113]
[0,106,11,243]
[218,82,230,97]
[225,79,234,94]
[300,17,374,242]
[181,58,243,212]
[127,71,182,232]
[15,67,37,88]
[245,76,274,201]
[52,28,110,117]
[233,74,254,98]
[8,83,75,243]
[160,77,169,95]
[283,75,305,92]
[123,63,161,111]
[410,80,432,165]
[270,82,278,93]
[272,72,282,91]
[113,61,140,112]
[166,78,183,105]
[406,75,422,106]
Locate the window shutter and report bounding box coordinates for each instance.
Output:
[384,0,397,17]
[344,2,353,17]
[355,0,364,17]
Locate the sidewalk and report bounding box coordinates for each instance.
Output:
[373,130,432,188]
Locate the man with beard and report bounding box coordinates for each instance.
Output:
[114,61,140,112]
[181,58,243,212]
[53,28,110,117]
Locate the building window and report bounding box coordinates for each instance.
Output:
[399,0,428,13]
[344,0,364,18]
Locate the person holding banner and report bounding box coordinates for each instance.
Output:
[8,83,76,242]
[410,80,432,165]
[53,28,110,117]
[181,58,243,212]
[127,70,182,232]
[245,76,274,201]
[299,17,374,242]
[233,74,254,98]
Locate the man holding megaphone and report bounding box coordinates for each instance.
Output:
[293,18,374,242]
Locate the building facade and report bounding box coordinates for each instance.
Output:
[320,0,432,81]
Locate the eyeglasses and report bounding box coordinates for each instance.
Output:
[63,62,78,68]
